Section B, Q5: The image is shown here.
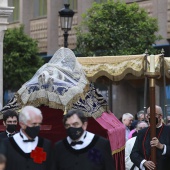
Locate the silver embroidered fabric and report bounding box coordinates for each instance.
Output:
[17,47,88,109]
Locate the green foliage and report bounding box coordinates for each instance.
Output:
[3,25,44,91]
[75,1,162,56]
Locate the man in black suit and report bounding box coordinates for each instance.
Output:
[0,110,18,139]
[51,109,115,170]
[130,105,170,170]
[0,106,51,170]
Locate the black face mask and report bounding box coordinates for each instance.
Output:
[66,127,84,140]
[6,124,17,133]
[24,126,40,139]
[149,117,159,125]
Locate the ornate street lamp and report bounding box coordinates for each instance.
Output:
[59,4,75,48]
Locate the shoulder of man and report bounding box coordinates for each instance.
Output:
[38,136,52,147]
[95,135,110,144]
[163,125,170,130]
[54,139,65,146]
[0,131,7,137]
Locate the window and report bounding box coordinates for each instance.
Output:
[8,0,20,22]
[67,0,77,10]
[34,0,47,18]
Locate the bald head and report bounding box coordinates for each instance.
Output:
[147,105,163,115]
[147,105,163,127]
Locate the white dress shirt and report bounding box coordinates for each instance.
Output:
[125,126,130,141]
[13,129,38,153]
[67,131,95,150]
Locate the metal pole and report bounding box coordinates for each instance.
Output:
[63,31,68,48]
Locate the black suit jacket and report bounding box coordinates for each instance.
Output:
[130,125,170,170]
[0,136,52,170]
[0,132,8,139]
[51,135,115,170]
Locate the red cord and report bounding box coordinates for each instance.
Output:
[142,124,164,161]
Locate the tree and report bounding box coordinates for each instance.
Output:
[75,1,162,56]
[3,25,44,91]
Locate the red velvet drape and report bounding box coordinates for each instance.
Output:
[39,106,108,144]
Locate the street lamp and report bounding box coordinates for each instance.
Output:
[59,4,75,48]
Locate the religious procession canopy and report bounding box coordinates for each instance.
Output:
[1,50,170,117]
[77,54,170,83]
[1,48,108,118]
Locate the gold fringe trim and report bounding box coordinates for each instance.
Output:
[16,83,90,111]
[63,106,67,115]
[112,145,125,155]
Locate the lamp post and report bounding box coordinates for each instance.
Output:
[59,4,75,48]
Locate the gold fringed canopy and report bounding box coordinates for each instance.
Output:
[165,57,170,78]
[77,54,170,82]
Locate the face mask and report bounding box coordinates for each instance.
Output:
[6,124,17,133]
[66,127,84,140]
[149,117,159,125]
[25,126,40,139]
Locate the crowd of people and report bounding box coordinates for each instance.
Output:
[0,106,115,170]
[0,105,170,170]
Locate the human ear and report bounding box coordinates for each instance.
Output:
[3,121,6,127]
[19,122,27,129]
[82,122,88,131]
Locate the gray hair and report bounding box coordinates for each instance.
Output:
[19,106,42,124]
[136,121,148,129]
[137,110,144,119]
[122,113,133,120]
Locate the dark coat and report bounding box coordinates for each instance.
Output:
[0,131,17,139]
[0,132,8,139]
[0,136,52,170]
[130,125,170,170]
[51,135,115,170]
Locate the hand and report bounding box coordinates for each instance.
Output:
[144,161,156,170]
[150,137,164,149]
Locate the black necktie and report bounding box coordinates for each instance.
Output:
[70,141,83,146]
[7,133,13,137]
[23,139,35,142]
[20,133,35,142]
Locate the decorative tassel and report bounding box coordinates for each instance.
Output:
[81,94,85,100]
[63,106,67,115]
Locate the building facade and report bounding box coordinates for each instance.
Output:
[8,0,170,57]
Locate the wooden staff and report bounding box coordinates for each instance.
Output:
[145,54,160,169]
[149,77,156,169]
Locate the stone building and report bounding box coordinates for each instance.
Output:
[8,0,170,56]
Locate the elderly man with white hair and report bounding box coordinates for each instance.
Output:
[122,113,134,141]
[0,106,51,170]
